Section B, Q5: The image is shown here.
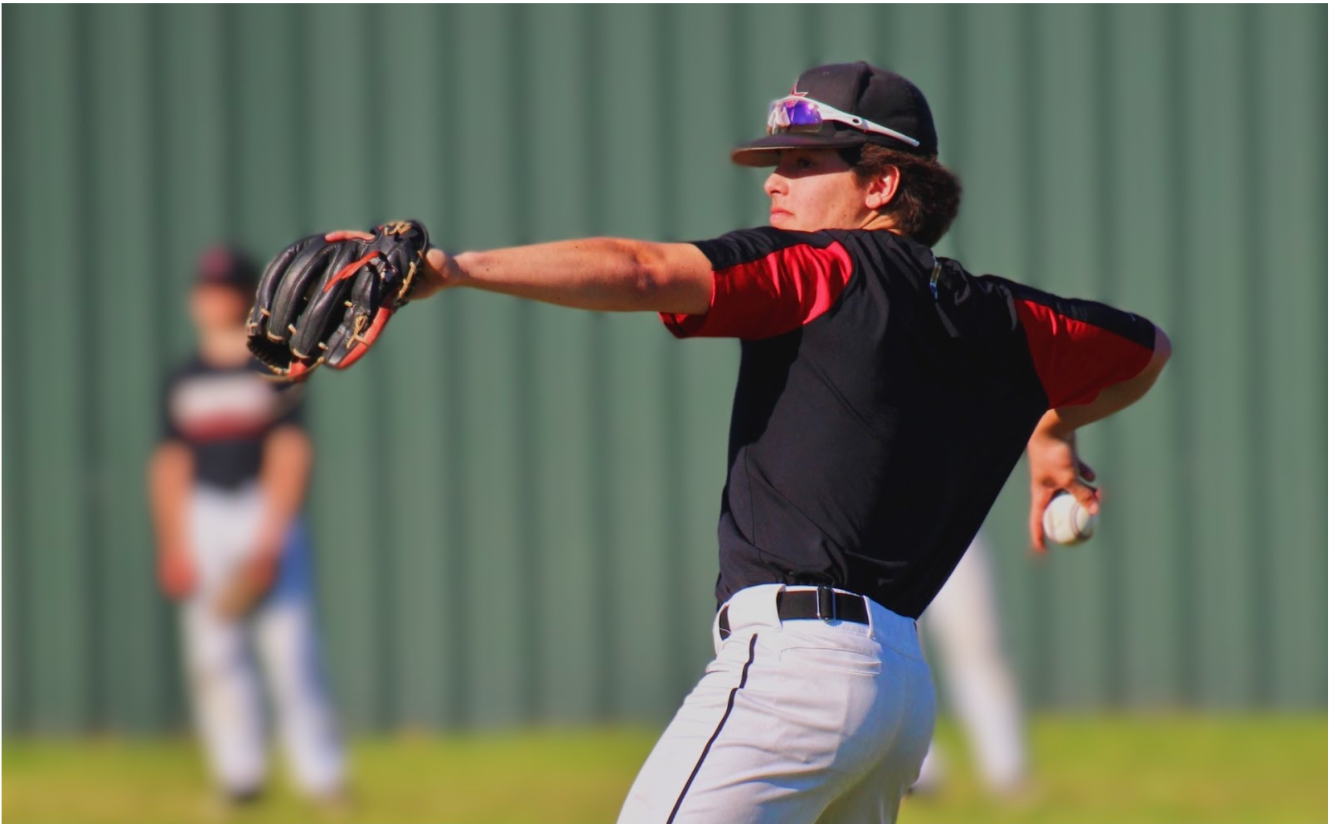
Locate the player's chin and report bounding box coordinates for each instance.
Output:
[769,211,797,230]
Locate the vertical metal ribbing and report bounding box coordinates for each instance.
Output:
[654,3,692,706]
[1017,4,1053,706]
[509,2,542,724]
[1163,5,1198,704]
[582,5,617,720]
[1237,4,1268,706]
[1089,5,1125,707]
[145,3,184,732]
[72,3,102,733]
[1,8,31,735]
[941,3,969,259]
[1312,7,1331,709]
[363,3,395,731]
[431,3,471,731]
[219,5,240,240]
[727,5,749,228]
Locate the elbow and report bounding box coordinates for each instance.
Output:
[149,441,187,479]
[264,427,314,484]
[623,240,712,314]
[626,242,671,303]
[1134,326,1172,394]
[148,441,191,497]
[1153,325,1173,365]
[268,426,313,464]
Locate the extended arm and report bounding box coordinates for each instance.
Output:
[1026,326,1172,550]
[420,239,714,314]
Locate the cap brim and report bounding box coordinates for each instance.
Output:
[730,132,869,167]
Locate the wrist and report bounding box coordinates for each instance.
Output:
[425,247,469,293]
[253,517,289,556]
[1032,409,1075,443]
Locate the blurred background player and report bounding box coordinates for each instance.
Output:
[146,247,347,812]
[912,532,1030,799]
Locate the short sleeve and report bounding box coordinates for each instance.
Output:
[1007,282,1158,408]
[160,371,183,442]
[660,227,855,340]
[266,379,306,431]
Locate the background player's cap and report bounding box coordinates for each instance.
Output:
[732,61,938,167]
[194,245,259,292]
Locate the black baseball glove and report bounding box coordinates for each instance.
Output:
[247,219,431,382]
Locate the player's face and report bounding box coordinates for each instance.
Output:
[190,284,251,332]
[764,149,876,232]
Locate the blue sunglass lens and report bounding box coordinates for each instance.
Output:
[784,101,823,126]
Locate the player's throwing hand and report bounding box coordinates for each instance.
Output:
[1026,427,1100,552]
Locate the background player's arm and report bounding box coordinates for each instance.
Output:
[255,424,313,558]
[418,241,714,314]
[1026,326,1172,549]
[148,440,195,599]
[214,424,312,618]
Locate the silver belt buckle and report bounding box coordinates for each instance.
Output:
[815,585,836,622]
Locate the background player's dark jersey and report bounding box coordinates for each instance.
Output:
[160,354,305,490]
[663,227,1157,618]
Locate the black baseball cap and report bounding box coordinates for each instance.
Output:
[194,245,259,291]
[732,61,938,167]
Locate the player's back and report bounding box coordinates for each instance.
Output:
[713,229,1155,617]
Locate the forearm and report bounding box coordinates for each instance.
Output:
[256,426,313,549]
[148,442,193,551]
[1035,326,1173,438]
[423,239,713,314]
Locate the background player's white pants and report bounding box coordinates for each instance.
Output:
[182,484,344,797]
[915,536,1027,793]
[617,585,935,824]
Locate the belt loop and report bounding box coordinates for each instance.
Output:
[815,585,835,622]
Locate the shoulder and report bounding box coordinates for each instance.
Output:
[692,227,846,269]
[163,351,206,388]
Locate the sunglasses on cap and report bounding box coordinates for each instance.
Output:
[766,95,921,149]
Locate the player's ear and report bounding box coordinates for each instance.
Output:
[863,166,900,211]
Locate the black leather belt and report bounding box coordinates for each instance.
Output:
[718,587,870,639]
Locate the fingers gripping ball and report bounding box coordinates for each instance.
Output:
[1042,491,1098,546]
[246,219,431,382]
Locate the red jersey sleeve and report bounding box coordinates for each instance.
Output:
[660,228,854,340]
[1007,282,1158,408]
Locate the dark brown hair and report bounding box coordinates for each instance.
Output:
[838,145,962,247]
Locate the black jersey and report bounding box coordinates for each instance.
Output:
[160,353,305,490]
[662,227,1158,619]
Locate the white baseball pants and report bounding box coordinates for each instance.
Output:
[915,536,1027,793]
[617,584,935,824]
[182,484,344,797]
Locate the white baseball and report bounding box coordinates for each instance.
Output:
[1042,492,1097,546]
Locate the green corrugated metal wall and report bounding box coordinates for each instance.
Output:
[3,4,1325,734]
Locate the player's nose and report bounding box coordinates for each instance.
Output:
[764,172,787,197]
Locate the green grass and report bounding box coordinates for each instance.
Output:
[4,715,1325,824]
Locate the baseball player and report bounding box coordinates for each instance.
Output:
[913,532,1030,799]
[247,61,1171,823]
[147,248,346,812]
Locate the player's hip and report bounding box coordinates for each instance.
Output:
[624,586,934,823]
[700,584,933,737]
[186,483,312,597]
[712,584,924,661]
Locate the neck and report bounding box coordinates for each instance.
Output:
[858,212,899,232]
[199,327,252,367]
